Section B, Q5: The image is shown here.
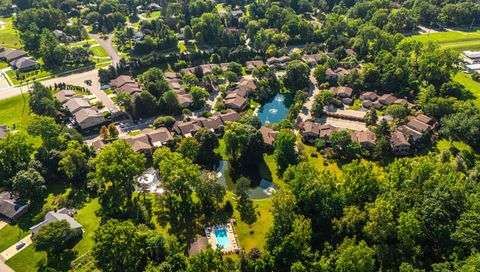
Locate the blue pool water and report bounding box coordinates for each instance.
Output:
[257,93,291,124]
[214,228,230,248]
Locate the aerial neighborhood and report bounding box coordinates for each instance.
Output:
[1,0,480,271]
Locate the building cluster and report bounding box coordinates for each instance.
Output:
[462,50,480,73]
[92,127,174,155]
[224,77,256,111]
[300,113,437,156]
[359,91,415,110]
[110,75,142,96]
[55,89,106,129]
[390,114,437,155]
[164,72,193,107]
[172,110,241,137]
[0,47,39,72]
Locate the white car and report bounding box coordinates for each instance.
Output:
[16,241,25,250]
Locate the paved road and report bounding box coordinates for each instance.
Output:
[91,33,121,66]
[0,234,32,261]
[0,260,14,272]
[297,69,320,124]
[0,69,119,113]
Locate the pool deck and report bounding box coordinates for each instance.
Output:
[205,222,240,254]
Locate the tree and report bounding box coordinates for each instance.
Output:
[0,132,34,185]
[153,148,200,240]
[274,130,297,171]
[329,130,361,161]
[177,137,200,162]
[89,140,146,216]
[385,104,409,121]
[194,128,219,163]
[93,219,154,272]
[240,115,262,129]
[195,172,226,220]
[39,29,65,68]
[190,86,209,109]
[440,106,480,150]
[34,219,76,253]
[284,60,309,91]
[138,68,169,99]
[59,141,89,184]
[313,65,327,83]
[153,116,176,129]
[11,168,46,202]
[223,122,264,165]
[132,91,158,117]
[184,25,193,41]
[235,177,257,225]
[161,90,181,114]
[27,116,62,150]
[107,123,119,139]
[334,238,375,272]
[340,160,380,207]
[311,90,334,117]
[364,108,378,126]
[29,82,59,117]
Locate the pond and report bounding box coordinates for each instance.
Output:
[215,160,277,200]
[256,93,292,124]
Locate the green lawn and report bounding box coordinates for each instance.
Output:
[90,45,109,58]
[6,197,101,272]
[0,93,34,131]
[6,245,45,272]
[0,23,21,49]
[409,30,480,53]
[436,139,472,153]
[0,224,30,252]
[6,68,52,85]
[0,61,9,69]
[228,192,273,252]
[453,72,480,108]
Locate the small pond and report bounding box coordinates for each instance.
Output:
[215,160,277,200]
[256,93,292,124]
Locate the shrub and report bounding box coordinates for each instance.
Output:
[153,116,176,129]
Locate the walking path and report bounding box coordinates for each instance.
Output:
[0,234,32,261]
[0,260,14,272]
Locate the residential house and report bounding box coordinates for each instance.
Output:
[54,89,76,104]
[197,115,225,134]
[145,127,173,147]
[178,93,194,107]
[390,130,410,155]
[91,139,107,153]
[236,77,256,97]
[53,30,73,43]
[30,208,82,235]
[378,93,397,106]
[267,56,291,69]
[219,110,241,123]
[147,3,161,11]
[333,86,353,98]
[64,97,91,114]
[111,75,141,95]
[172,121,202,137]
[325,67,351,81]
[224,92,247,111]
[259,126,278,147]
[462,50,480,64]
[10,57,39,72]
[352,130,376,150]
[345,48,356,57]
[230,9,244,19]
[300,121,338,144]
[0,49,27,62]
[245,60,264,72]
[0,192,29,221]
[303,54,323,66]
[74,107,106,129]
[126,134,153,155]
[359,91,379,102]
[0,124,10,139]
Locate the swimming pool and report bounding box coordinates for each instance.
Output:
[214,228,230,249]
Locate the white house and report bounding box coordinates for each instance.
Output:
[30,208,82,235]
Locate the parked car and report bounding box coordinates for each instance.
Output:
[16,241,25,250]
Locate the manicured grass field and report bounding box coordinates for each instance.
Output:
[6,245,45,272]
[229,192,273,252]
[0,93,34,131]
[453,72,480,108]
[0,224,30,252]
[409,30,480,53]
[0,23,22,49]
[6,68,52,85]
[90,45,109,58]
[436,139,472,153]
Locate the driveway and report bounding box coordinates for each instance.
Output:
[0,260,14,272]
[296,69,320,125]
[0,220,7,231]
[0,234,32,261]
[90,33,121,66]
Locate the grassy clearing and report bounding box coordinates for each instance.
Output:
[6,245,45,272]
[453,72,480,108]
[409,30,480,53]
[0,23,21,49]
[90,45,109,58]
[436,139,472,153]
[6,68,52,85]
[228,192,273,252]
[0,93,34,131]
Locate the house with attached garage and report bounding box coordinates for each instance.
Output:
[0,192,29,221]
[30,208,82,235]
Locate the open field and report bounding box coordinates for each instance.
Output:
[409,30,480,53]
[0,22,21,49]
[453,72,480,108]
[90,45,109,58]
[0,93,33,131]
